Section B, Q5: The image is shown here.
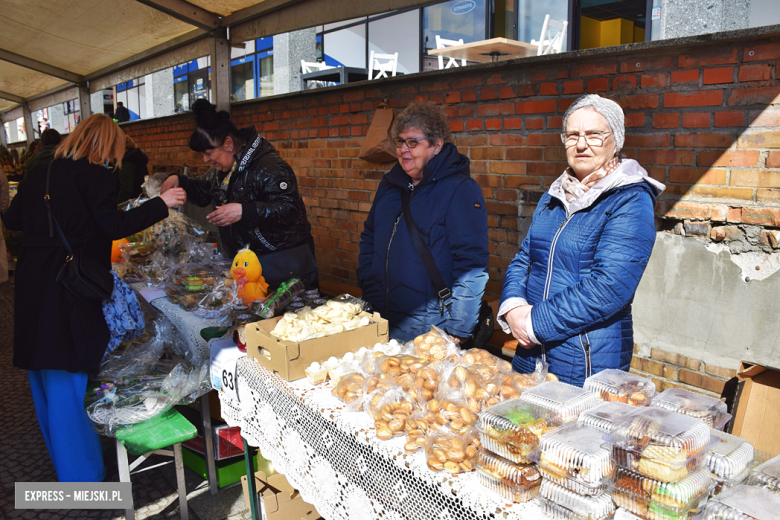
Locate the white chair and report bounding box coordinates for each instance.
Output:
[435,35,466,69]
[301,60,333,73]
[531,14,568,56]
[368,51,398,80]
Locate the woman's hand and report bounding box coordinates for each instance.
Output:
[505,305,534,349]
[159,187,187,208]
[160,175,180,194]
[448,334,468,345]
[207,203,243,226]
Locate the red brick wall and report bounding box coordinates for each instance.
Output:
[123,32,780,298]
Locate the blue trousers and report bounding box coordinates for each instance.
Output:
[28,370,106,482]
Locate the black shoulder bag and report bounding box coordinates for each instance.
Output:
[400,189,493,350]
[45,161,114,304]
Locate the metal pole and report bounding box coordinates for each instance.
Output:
[116,439,136,520]
[78,82,92,120]
[243,438,260,520]
[173,443,189,520]
[21,103,35,144]
[200,394,219,494]
[210,34,231,114]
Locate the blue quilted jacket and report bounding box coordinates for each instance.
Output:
[357,143,489,341]
[500,159,663,386]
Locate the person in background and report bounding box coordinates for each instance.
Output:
[25,129,61,175]
[498,94,665,387]
[0,165,8,283]
[41,117,51,131]
[115,135,149,203]
[357,102,489,342]
[160,99,317,288]
[2,114,186,482]
[114,102,130,123]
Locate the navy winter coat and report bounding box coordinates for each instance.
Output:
[357,143,489,341]
[499,160,663,387]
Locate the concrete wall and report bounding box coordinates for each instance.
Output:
[273,28,317,96]
[660,0,750,39]
[146,68,175,119]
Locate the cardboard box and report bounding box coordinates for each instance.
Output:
[245,312,389,381]
[182,424,245,460]
[729,362,780,456]
[241,471,320,520]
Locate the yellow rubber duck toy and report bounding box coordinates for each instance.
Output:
[230,247,269,305]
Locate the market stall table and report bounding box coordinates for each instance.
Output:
[130,283,224,495]
[221,357,545,520]
[428,37,538,63]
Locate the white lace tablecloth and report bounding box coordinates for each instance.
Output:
[130,283,220,364]
[226,357,544,520]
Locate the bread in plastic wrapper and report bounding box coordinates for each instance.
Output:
[529,423,614,495]
[584,369,655,406]
[476,448,541,502]
[706,429,754,481]
[577,402,636,433]
[411,326,464,363]
[610,465,711,518]
[650,388,732,430]
[605,407,716,482]
[253,278,305,318]
[331,372,366,409]
[370,386,425,441]
[745,454,780,493]
[403,411,438,452]
[702,484,780,520]
[425,395,479,435]
[439,363,500,412]
[409,360,448,402]
[424,426,480,474]
[539,480,615,520]
[517,380,601,426]
[476,399,549,463]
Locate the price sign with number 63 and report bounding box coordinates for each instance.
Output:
[219,358,240,402]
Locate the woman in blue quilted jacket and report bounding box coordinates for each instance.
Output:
[498,95,665,387]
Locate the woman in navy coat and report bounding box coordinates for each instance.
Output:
[358,102,489,343]
[498,95,665,386]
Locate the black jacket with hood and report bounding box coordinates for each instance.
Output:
[177,128,312,258]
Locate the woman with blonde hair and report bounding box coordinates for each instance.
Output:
[2,114,186,481]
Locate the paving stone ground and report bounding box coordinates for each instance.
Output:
[0,278,252,520]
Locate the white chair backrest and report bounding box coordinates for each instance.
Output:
[531,14,568,56]
[301,60,333,73]
[435,35,466,69]
[368,50,398,80]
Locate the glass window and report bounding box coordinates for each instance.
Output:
[231,39,256,59]
[324,17,366,31]
[174,78,189,113]
[259,55,274,98]
[423,0,487,56]
[323,24,366,67]
[231,61,255,102]
[138,83,147,119]
[127,87,140,121]
[368,10,420,74]
[495,0,516,38]
[517,0,568,44]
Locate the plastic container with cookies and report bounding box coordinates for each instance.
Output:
[746,454,780,494]
[517,381,601,426]
[649,388,732,430]
[702,484,780,520]
[476,399,548,464]
[529,423,614,496]
[577,402,635,433]
[475,449,541,502]
[706,429,754,483]
[539,480,615,520]
[605,407,716,483]
[610,466,711,519]
[583,369,655,406]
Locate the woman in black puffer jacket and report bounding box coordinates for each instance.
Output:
[161,99,317,288]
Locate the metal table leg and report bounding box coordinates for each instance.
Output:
[116,439,136,520]
[173,443,189,520]
[243,438,260,520]
[200,394,219,494]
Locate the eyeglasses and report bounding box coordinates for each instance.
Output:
[394,137,427,149]
[561,131,611,148]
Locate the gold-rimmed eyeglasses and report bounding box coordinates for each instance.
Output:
[393,137,427,149]
[561,131,611,148]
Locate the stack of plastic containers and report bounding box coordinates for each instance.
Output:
[475,399,546,502]
[578,402,636,433]
[583,369,656,407]
[517,381,601,426]
[746,454,780,493]
[605,407,717,520]
[649,388,732,430]
[702,484,780,519]
[706,429,755,496]
[165,263,221,311]
[531,423,616,520]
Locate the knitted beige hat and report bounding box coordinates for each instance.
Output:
[562,94,625,152]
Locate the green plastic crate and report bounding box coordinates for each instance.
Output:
[181,446,257,488]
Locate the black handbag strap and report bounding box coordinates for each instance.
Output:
[43,161,74,258]
[400,189,452,315]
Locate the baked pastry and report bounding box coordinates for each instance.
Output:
[305,362,328,385]
[638,445,689,482]
[613,475,649,515]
